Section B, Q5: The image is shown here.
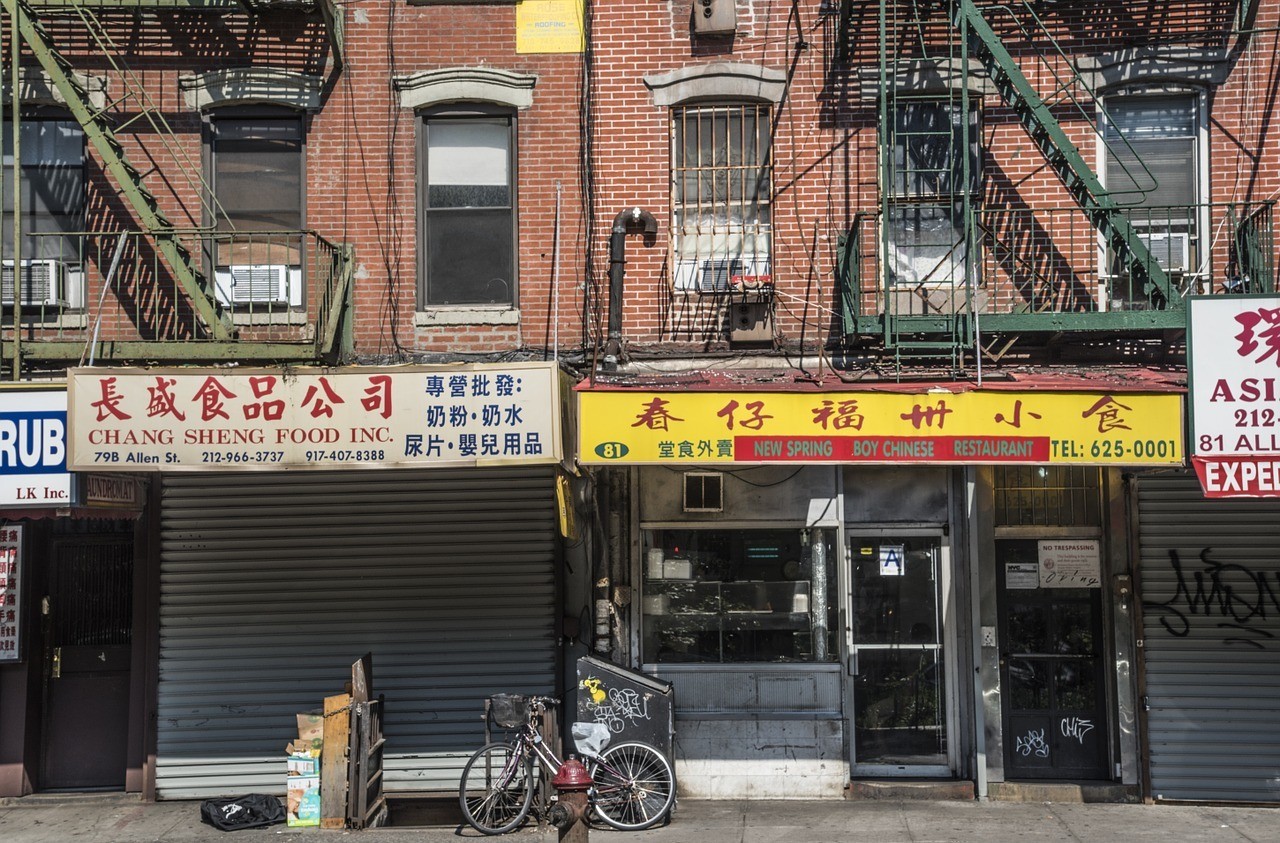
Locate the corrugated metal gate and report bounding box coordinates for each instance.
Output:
[1136,472,1280,803]
[156,467,558,800]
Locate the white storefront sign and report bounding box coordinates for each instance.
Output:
[1189,296,1280,497]
[0,389,72,506]
[67,364,564,471]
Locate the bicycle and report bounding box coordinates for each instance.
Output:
[458,693,676,835]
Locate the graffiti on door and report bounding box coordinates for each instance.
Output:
[1143,548,1280,649]
[1015,728,1050,758]
[1060,716,1094,745]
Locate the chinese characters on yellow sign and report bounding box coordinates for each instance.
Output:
[578,390,1183,465]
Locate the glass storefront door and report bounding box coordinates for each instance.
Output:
[847,533,953,775]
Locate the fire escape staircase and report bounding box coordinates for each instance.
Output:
[954,0,1173,309]
[6,0,236,341]
[2,0,352,366]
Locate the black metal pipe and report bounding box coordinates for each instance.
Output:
[604,207,657,368]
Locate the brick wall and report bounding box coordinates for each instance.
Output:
[19,0,1280,361]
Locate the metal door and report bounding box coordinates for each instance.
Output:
[846,532,953,776]
[997,539,1108,779]
[41,538,134,790]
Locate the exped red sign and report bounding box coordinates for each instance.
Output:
[1189,296,1280,497]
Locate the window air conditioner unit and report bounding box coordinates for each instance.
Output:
[1136,232,1191,273]
[1,259,67,307]
[674,257,771,293]
[213,264,302,306]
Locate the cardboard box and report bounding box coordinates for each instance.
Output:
[286,753,319,777]
[296,713,324,744]
[286,774,321,827]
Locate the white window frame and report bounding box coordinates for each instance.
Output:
[1095,87,1210,308]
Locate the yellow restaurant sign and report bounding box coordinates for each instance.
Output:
[579,389,1184,466]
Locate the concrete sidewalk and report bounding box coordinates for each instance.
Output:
[0,793,1276,842]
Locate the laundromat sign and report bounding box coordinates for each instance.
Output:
[67,364,564,471]
[579,389,1183,465]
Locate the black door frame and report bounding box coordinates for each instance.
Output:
[996,538,1110,780]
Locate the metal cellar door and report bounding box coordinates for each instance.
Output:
[41,537,134,790]
[156,467,558,799]
[1136,473,1280,803]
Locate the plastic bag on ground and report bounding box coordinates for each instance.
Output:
[199,794,286,831]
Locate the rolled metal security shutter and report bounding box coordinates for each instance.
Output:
[1136,472,1280,803]
[156,467,557,799]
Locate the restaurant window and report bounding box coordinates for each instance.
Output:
[642,528,837,664]
[419,107,515,307]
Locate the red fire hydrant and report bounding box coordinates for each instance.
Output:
[548,755,593,843]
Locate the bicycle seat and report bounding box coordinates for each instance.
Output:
[570,721,611,759]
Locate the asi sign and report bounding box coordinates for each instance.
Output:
[0,389,72,507]
[1189,296,1280,497]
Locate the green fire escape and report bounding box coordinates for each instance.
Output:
[837,0,1275,367]
[0,0,350,370]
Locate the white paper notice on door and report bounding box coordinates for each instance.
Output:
[1005,562,1039,589]
[879,545,905,576]
[1037,539,1102,588]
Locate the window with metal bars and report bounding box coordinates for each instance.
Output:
[671,102,773,293]
[993,466,1103,528]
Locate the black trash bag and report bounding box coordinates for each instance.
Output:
[200,794,286,831]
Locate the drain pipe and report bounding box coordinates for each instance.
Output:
[603,207,657,371]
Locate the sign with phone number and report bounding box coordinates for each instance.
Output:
[578,389,1183,466]
[67,364,564,471]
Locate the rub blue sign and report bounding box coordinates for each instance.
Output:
[0,389,71,506]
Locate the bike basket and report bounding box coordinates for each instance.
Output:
[489,694,529,728]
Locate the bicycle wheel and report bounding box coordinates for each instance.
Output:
[459,741,535,835]
[590,741,676,831]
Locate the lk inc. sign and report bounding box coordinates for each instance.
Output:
[67,363,565,471]
[0,389,72,506]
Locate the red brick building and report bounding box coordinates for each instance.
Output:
[0,0,1276,807]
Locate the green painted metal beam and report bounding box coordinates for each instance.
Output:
[6,0,234,340]
[5,340,323,363]
[316,243,354,357]
[851,307,1187,336]
[29,0,241,8]
[955,0,1173,307]
[318,0,342,69]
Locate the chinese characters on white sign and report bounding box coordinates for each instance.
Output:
[0,526,22,661]
[67,365,563,471]
[1190,296,1280,497]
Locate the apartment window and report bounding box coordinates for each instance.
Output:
[209,110,304,233]
[2,116,84,263]
[208,110,305,308]
[886,100,980,288]
[1102,93,1201,279]
[671,102,773,293]
[419,109,515,307]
